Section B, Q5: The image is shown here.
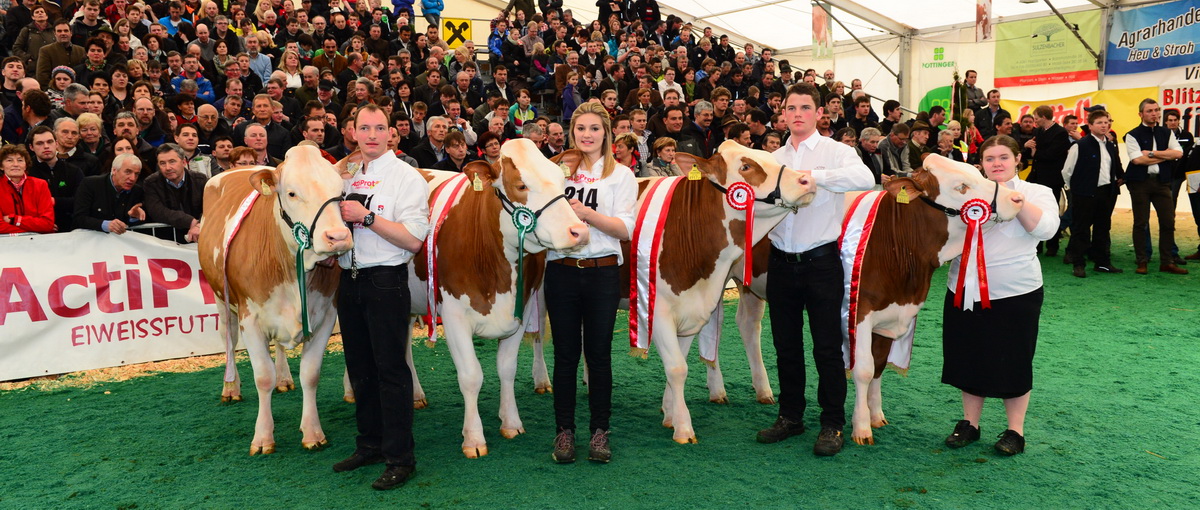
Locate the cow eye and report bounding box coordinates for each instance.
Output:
[517,183,528,191]
[287,191,297,198]
[739,164,750,172]
[954,184,969,194]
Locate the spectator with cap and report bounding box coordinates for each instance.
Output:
[879,123,911,179]
[907,121,933,170]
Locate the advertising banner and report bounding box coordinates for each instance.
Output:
[812,1,834,60]
[0,231,223,381]
[1000,87,1159,139]
[441,18,472,49]
[1160,83,1200,137]
[994,10,1101,87]
[976,0,993,43]
[1106,0,1200,76]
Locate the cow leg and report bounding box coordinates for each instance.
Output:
[655,322,697,444]
[273,343,295,393]
[532,339,552,394]
[736,290,775,404]
[442,317,488,458]
[496,329,526,439]
[697,305,728,404]
[341,369,355,403]
[297,328,333,450]
[849,323,876,446]
[408,318,427,409]
[219,306,243,403]
[242,324,277,455]
[869,333,894,429]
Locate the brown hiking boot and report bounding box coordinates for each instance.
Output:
[587,429,611,463]
[756,416,805,443]
[552,429,575,463]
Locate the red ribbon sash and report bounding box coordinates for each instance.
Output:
[953,198,992,310]
[724,182,757,285]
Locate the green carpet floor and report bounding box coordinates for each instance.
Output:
[2,250,1199,508]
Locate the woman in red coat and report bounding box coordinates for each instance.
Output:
[0,144,56,234]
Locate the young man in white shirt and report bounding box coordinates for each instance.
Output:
[757,83,873,456]
[333,104,431,490]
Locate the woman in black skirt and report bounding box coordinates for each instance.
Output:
[942,135,1059,455]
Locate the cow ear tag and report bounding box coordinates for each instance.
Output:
[472,173,483,191]
[560,163,572,177]
[687,164,702,180]
[260,182,273,196]
[896,186,910,204]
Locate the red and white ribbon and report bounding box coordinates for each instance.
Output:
[724,182,757,285]
[423,173,470,343]
[629,176,683,357]
[220,189,262,383]
[953,198,992,310]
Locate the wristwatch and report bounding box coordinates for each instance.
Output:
[362,212,375,227]
[1149,151,1155,158]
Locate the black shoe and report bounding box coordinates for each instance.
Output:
[552,429,575,463]
[994,430,1025,456]
[756,416,805,444]
[1045,247,1058,257]
[1062,254,1075,265]
[1173,256,1187,266]
[333,451,385,473]
[944,420,981,448]
[1093,264,1123,274]
[371,465,414,490]
[1072,266,1086,278]
[813,428,844,456]
[587,428,611,463]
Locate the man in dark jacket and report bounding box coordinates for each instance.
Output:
[144,144,207,243]
[1026,105,1071,256]
[73,153,146,234]
[27,125,83,232]
[677,100,720,158]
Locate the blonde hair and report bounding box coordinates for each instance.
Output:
[77,112,103,130]
[277,49,302,72]
[568,102,617,179]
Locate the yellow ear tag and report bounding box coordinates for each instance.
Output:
[896,186,910,204]
[559,163,572,177]
[687,164,702,180]
[260,182,272,196]
[472,173,483,192]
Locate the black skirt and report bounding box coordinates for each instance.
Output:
[941,287,1044,399]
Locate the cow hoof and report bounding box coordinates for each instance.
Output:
[343,395,356,403]
[534,385,553,394]
[662,417,673,428]
[871,418,889,428]
[413,398,428,410]
[302,439,329,451]
[709,396,729,404]
[852,435,874,446]
[275,382,294,393]
[757,395,776,405]
[220,394,243,404]
[673,434,698,444]
[249,443,276,456]
[500,427,525,439]
[462,445,489,458]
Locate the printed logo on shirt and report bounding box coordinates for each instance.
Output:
[568,173,599,185]
[350,179,381,189]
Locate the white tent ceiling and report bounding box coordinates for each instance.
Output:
[560,0,1105,53]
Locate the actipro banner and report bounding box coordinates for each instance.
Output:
[1106,0,1200,76]
[0,231,222,381]
[1000,87,1159,140]
[994,10,1101,87]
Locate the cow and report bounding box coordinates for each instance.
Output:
[197,142,353,455]
[624,140,817,444]
[841,154,1023,446]
[397,138,587,458]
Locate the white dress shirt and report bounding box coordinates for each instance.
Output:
[338,151,431,269]
[1061,134,1114,189]
[548,158,638,263]
[1124,124,1182,176]
[769,132,874,253]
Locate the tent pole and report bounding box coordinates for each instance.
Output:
[815,1,901,81]
[1097,3,1115,89]
[1043,0,1101,66]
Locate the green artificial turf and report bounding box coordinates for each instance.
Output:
[2,249,1199,509]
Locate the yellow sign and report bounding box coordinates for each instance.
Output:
[442,18,471,49]
[1000,87,1158,140]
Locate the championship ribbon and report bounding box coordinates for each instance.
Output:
[509,204,538,319]
[724,182,757,285]
[953,198,992,309]
[292,223,313,337]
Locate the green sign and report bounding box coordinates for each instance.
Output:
[994,10,1101,87]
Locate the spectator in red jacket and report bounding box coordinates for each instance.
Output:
[0,143,56,234]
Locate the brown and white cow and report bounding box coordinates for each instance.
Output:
[197,143,353,455]
[623,140,816,444]
[403,139,587,458]
[844,154,1023,445]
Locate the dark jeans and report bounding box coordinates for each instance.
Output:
[544,262,621,433]
[765,245,847,429]
[338,265,415,467]
[1067,186,1117,267]
[1127,179,1176,265]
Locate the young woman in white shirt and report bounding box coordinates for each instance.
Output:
[942,135,1059,456]
[547,101,638,465]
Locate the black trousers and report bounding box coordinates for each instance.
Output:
[765,245,846,429]
[544,262,621,432]
[338,265,415,467]
[1127,179,1176,265]
[1191,192,1200,252]
[1066,186,1117,267]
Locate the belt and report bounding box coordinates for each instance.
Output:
[344,263,407,276]
[550,255,619,268]
[774,242,838,264]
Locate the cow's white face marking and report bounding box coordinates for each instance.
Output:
[715,140,816,212]
[276,146,353,258]
[922,154,1022,222]
[499,139,588,252]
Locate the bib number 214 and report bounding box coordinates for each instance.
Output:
[565,186,599,210]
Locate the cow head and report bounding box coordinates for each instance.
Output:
[464,138,589,253]
[675,140,817,217]
[249,143,353,265]
[886,154,1024,262]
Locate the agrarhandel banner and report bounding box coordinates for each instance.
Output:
[994,10,1101,87]
[0,231,223,382]
[1106,0,1200,76]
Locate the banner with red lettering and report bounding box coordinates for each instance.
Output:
[1,231,222,382]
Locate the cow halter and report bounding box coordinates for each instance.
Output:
[494,187,568,319]
[275,190,344,337]
[703,166,791,286]
[914,178,1001,310]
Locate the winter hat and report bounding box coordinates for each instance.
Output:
[51,66,76,82]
